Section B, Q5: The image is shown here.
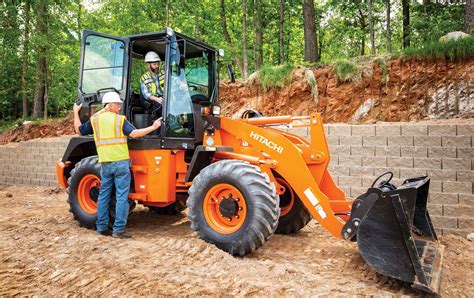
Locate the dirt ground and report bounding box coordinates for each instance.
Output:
[0,185,472,296]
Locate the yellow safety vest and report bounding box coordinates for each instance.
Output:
[91,112,129,163]
[140,70,164,96]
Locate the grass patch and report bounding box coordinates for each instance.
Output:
[259,63,295,91]
[403,36,474,61]
[373,57,389,84]
[333,59,360,83]
[0,120,18,133]
[304,69,319,107]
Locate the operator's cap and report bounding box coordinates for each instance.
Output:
[102,92,122,105]
[145,51,161,63]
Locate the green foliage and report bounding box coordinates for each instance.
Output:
[333,60,360,83]
[258,64,295,91]
[0,120,17,133]
[373,57,388,83]
[403,37,474,61]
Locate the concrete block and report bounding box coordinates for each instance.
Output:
[399,168,427,178]
[338,176,362,187]
[456,124,474,136]
[330,165,350,176]
[428,147,457,158]
[350,146,375,157]
[442,158,471,170]
[428,203,443,216]
[375,125,401,136]
[349,166,374,177]
[329,125,351,136]
[458,217,474,229]
[339,155,361,167]
[401,146,428,158]
[414,136,441,147]
[375,146,400,157]
[388,136,414,146]
[444,205,474,218]
[457,170,474,182]
[351,125,375,136]
[428,192,459,205]
[331,145,351,156]
[431,215,457,229]
[442,136,471,147]
[442,228,472,237]
[428,124,457,136]
[362,157,386,167]
[374,167,400,178]
[430,181,442,192]
[401,125,427,136]
[443,181,472,194]
[288,127,308,137]
[414,158,442,169]
[387,157,414,168]
[459,194,474,206]
[339,186,351,197]
[339,136,362,146]
[351,187,367,197]
[327,136,339,146]
[362,177,374,187]
[362,136,387,146]
[427,169,457,181]
[457,148,474,159]
[329,156,338,167]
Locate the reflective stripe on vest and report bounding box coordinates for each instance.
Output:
[91,112,129,162]
[140,70,164,96]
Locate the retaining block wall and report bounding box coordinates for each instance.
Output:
[0,122,472,237]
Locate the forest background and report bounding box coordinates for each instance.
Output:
[0,0,472,125]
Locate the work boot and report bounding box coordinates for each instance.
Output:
[96,229,111,236]
[112,232,132,239]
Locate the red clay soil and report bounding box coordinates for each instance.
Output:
[220,58,474,122]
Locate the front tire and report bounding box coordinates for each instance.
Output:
[187,160,280,256]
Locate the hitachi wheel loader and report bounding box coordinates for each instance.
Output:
[56,28,444,294]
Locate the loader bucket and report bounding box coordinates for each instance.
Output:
[342,177,444,294]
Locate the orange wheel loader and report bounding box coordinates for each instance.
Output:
[56,28,444,294]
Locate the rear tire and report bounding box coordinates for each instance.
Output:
[274,177,311,234]
[66,156,134,229]
[187,160,280,256]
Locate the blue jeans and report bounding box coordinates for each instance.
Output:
[96,159,131,234]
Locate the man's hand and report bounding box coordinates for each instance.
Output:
[150,96,163,104]
[152,117,162,130]
[73,103,83,114]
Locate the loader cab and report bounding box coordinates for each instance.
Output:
[78,28,218,150]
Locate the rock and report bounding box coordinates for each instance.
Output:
[5,193,12,197]
[439,31,471,42]
[467,233,474,241]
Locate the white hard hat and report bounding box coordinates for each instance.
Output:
[145,51,161,63]
[102,92,122,104]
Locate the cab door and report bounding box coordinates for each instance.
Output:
[78,30,129,120]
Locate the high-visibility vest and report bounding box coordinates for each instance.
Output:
[140,70,164,96]
[91,111,129,163]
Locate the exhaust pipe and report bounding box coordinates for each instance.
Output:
[342,173,444,294]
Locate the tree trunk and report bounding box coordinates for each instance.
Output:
[32,0,48,118]
[465,0,474,34]
[279,0,285,64]
[242,0,248,80]
[254,0,263,69]
[402,0,410,48]
[21,0,30,119]
[386,0,392,53]
[220,0,243,76]
[368,0,375,55]
[303,0,318,62]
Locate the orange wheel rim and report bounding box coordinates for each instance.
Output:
[203,183,247,234]
[276,178,294,217]
[77,174,100,215]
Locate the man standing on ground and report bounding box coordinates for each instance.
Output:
[73,92,161,239]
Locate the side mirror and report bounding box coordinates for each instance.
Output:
[227,64,235,83]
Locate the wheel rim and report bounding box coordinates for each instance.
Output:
[77,174,100,215]
[203,183,247,234]
[276,178,294,217]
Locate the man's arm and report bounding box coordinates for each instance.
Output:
[73,103,83,134]
[129,117,162,138]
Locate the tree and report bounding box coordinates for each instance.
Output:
[279,0,285,64]
[303,0,319,62]
[402,0,410,48]
[254,0,263,69]
[32,0,48,118]
[465,0,474,34]
[242,0,248,79]
[368,0,375,55]
[21,0,31,119]
[386,0,392,53]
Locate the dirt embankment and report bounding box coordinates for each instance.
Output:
[220,58,474,122]
[0,185,473,296]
